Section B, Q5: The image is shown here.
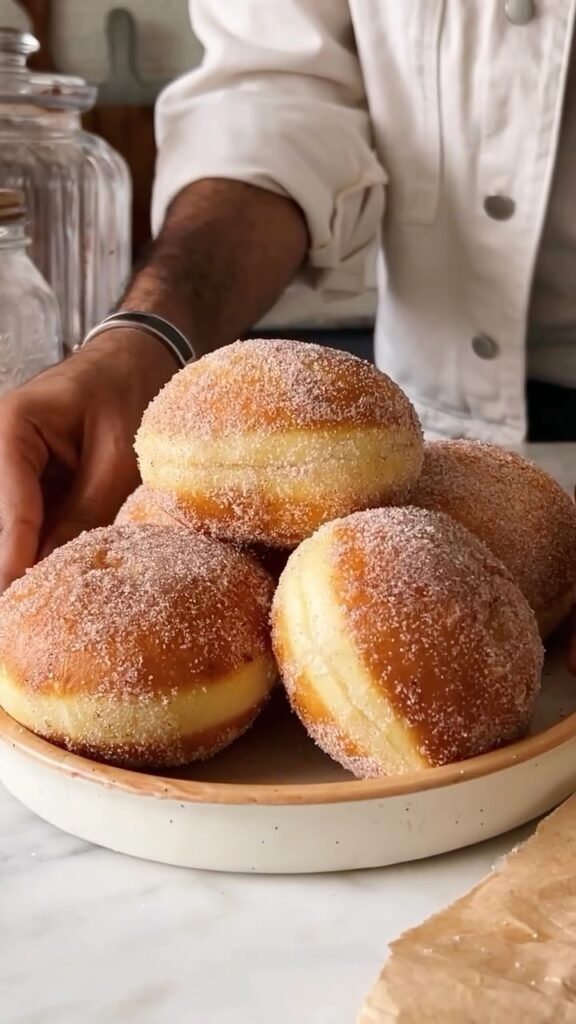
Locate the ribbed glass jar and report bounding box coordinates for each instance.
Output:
[0,187,62,394]
[0,29,131,352]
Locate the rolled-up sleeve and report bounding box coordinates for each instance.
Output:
[152,0,387,294]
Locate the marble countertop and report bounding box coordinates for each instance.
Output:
[2,443,575,1024]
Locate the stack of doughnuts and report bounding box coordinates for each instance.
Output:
[0,337,572,776]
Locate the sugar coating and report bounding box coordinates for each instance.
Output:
[411,441,576,630]
[115,484,179,527]
[277,508,544,777]
[149,449,420,549]
[136,338,424,547]
[0,524,275,692]
[0,525,276,766]
[138,337,424,439]
[329,508,544,766]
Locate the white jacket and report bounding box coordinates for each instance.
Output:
[153,1,576,443]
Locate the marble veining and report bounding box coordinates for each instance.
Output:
[2,443,575,1024]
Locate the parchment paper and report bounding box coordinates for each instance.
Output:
[359,796,576,1023]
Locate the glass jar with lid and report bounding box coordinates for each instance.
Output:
[0,187,62,393]
[0,28,131,353]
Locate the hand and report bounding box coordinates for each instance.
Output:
[0,330,177,593]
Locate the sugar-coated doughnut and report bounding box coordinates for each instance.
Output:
[116,486,291,581]
[116,484,291,585]
[0,525,277,768]
[135,338,424,547]
[115,484,180,527]
[410,440,576,637]
[272,507,543,778]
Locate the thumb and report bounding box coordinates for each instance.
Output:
[0,424,47,592]
[0,449,44,592]
[40,430,139,558]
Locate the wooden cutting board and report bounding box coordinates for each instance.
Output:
[82,8,169,255]
[19,2,163,257]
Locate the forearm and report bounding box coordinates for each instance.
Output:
[118,178,309,358]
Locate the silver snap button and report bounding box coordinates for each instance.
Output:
[505,0,536,26]
[472,334,500,360]
[483,194,516,220]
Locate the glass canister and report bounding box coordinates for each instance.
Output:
[0,28,131,353]
[0,187,62,393]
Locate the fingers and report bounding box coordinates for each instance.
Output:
[0,429,47,593]
[41,426,139,558]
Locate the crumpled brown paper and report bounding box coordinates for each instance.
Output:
[359,797,576,1023]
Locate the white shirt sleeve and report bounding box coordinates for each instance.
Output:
[152,0,387,295]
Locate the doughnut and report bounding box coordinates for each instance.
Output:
[0,525,277,768]
[410,440,576,637]
[115,484,180,527]
[135,338,424,547]
[116,483,291,584]
[272,507,543,778]
[116,486,290,580]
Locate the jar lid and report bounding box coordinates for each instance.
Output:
[0,28,96,112]
[0,187,25,221]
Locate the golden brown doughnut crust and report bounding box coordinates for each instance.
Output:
[140,337,423,437]
[410,441,576,637]
[116,486,291,582]
[0,525,277,768]
[272,508,543,778]
[135,338,424,547]
[115,484,181,527]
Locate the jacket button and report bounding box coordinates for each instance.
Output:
[472,334,500,359]
[505,0,536,25]
[483,194,516,220]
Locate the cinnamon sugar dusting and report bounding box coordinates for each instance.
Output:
[115,485,180,527]
[135,338,424,547]
[324,507,543,768]
[137,338,423,439]
[0,525,274,693]
[0,525,276,766]
[411,441,576,630]
[149,460,418,549]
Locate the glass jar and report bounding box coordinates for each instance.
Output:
[0,188,62,394]
[0,28,131,353]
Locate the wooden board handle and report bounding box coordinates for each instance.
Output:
[17,0,54,70]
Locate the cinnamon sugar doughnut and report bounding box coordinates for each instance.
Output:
[115,484,180,527]
[0,525,277,768]
[116,486,290,580]
[410,441,576,637]
[135,338,424,547]
[117,484,292,588]
[272,507,543,779]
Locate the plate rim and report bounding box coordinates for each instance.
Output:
[1,704,576,807]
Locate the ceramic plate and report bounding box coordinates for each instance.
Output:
[1,653,576,873]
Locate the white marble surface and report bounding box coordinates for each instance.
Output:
[2,443,575,1024]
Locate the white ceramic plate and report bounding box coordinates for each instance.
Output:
[1,653,576,873]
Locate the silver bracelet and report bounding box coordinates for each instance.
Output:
[76,311,196,368]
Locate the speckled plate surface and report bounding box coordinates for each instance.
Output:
[1,653,575,873]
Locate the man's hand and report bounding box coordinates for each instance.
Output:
[0,178,308,592]
[0,330,177,593]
